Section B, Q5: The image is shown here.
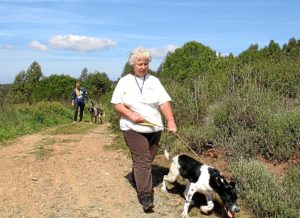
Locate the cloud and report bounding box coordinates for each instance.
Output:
[49,34,117,52]
[0,44,16,50]
[29,40,48,51]
[148,44,179,58]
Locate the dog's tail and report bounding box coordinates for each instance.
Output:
[164,149,173,161]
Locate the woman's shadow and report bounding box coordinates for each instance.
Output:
[124,164,169,188]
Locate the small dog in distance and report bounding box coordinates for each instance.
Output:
[88,107,105,124]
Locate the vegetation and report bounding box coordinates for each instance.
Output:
[0,84,10,107]
[231,159,300,218]
[154,39,300,218]
[0,101,73,143]
[31,74,76,102]
[8,61,43,104]
[156,40,300,163]
[30,137,55,160]
[47,121,97,135]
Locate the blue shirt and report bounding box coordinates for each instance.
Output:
[72,88,87,104]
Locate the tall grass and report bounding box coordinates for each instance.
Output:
[159,75,300,163]
[0,101,73,143]
[209,86,300,162]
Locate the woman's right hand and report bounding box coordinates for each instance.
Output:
[129,113,145,123]
[113,104,145,123]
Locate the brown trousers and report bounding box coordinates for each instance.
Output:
[123,130,162,197]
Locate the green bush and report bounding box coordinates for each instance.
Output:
[231,159,300,218]
[282,166,300,210]
[203,86,299,162]
[0,101,73,142]
[31,74,75,102]
[260,61,300,98]
[258,109,300,161]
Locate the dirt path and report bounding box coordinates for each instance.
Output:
[0,123,252,218]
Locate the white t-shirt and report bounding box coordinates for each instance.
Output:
[111,73,171,133]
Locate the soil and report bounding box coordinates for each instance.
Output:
[0,123,254,218]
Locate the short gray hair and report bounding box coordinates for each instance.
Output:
[128,47,152,66]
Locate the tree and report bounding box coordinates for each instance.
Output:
[283,37,300,59]
[121,62,133,77]
[8,62,43,103]
[260,40,282,62]
[159,41,217,81]
[0,84,11,106]
[238,44,260,64]
[84,71,112,101]
[31,74,76,102]
[79,67,88,82]
[8,70,30,103]
[26,61,43,84]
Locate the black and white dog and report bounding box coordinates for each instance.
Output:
[88,107,104,124]
[161,150,240,218]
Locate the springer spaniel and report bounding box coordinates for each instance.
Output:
[161,150,240,218]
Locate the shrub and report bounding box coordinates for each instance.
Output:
[204,86,299,162]
[258,109,300,161]
[231,159,299,218]
[282,166,300,210]
[0,101,73,142]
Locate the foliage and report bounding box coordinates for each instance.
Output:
[0,101,73,143]
[155,38,300,163]
[29,137,55,160]
[7,63,114,105]
[31,74,76,102]
[282,166,300,209]
[121,62,133,77]
[198,86,300,162]
[79,67,88,82]
[231,159,300,218]
[282,37,300,60]
[8,61,43,103]
[83,71,112,101]
[47,122,97,135]
[159,41,217,81]
[0,84,11,106]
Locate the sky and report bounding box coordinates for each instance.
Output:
[0,0,300,84]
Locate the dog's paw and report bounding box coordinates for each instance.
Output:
[181,213,189,218]
[200,205,213,214]
[161,187,168,193]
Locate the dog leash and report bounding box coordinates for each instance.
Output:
[140,121,199,156]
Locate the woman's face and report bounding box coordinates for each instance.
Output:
[133,56,149,77]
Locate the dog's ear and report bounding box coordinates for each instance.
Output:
[229,181,236,189]
[212,170,225,188]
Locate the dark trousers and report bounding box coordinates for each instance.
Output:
[73,102,85,121]
[123,130,162,197]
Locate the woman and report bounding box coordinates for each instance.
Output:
[111,47,177,212]
[72,80,87,124]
